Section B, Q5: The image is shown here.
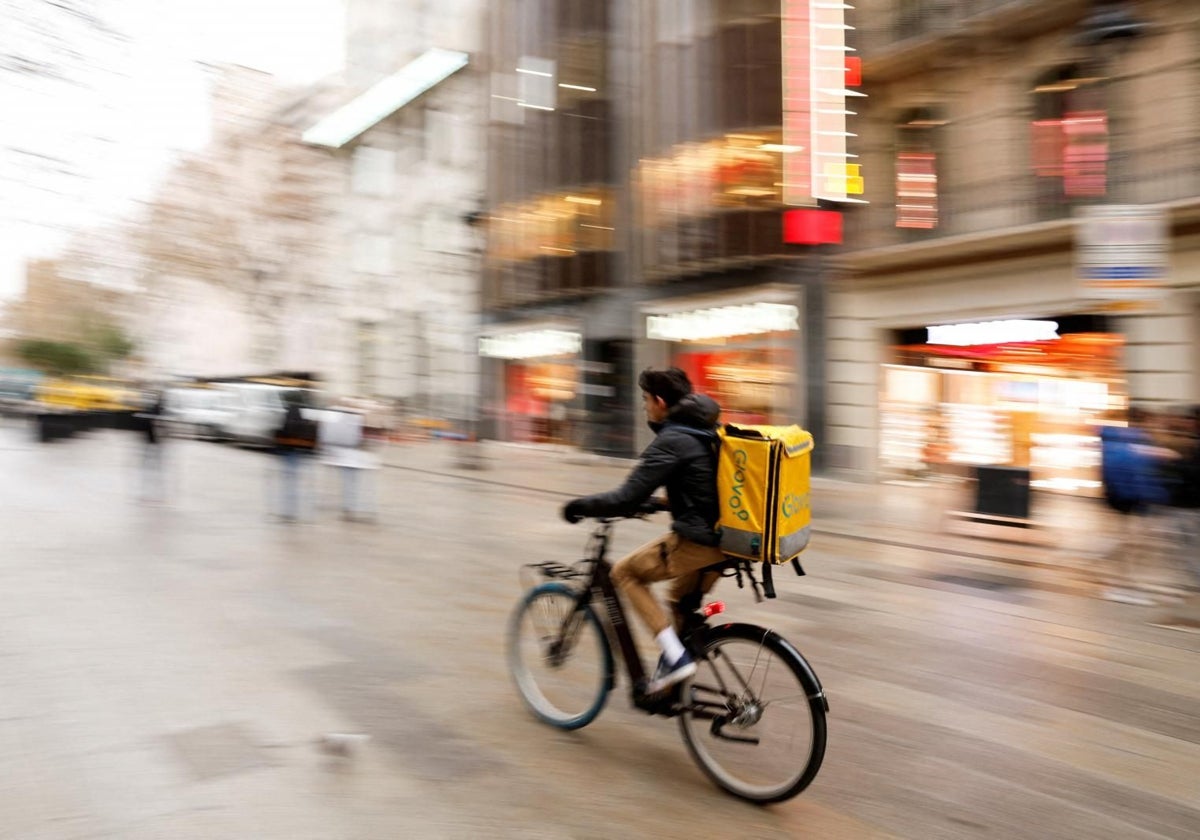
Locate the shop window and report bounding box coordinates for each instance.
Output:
[674,344,797,428]
[895,108,942,231]
[1031,65,1109,216]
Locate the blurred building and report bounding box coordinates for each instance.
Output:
[135,67,344,383]
[481,1,844,455]
[827,0,1200,492]
[1,258,132,359]
[302,0,486,419]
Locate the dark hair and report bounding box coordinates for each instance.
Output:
[638,367,693,407]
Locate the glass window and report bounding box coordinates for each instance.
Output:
[1031,65,1108,216]
[351,146,396,197]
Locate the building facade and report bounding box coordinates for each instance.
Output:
[304,0,487,419]
[481,0,845,457]
[132,67,344,383]
[827,0,1200,493]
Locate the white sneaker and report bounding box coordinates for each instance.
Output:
[647,652,696,694]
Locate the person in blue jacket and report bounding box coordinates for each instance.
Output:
[1099,407,1174,602]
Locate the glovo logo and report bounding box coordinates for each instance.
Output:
[781,492,808,518]
[728,449,750,521]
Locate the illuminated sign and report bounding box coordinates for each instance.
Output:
[896,151,938,229]
[926,320,1060,346]
[783,208,842,244]
[781,1,813,204]
[647,303,800,342]
[478,330,581,359]
[1076,205,1168,305]
[782,2,865,205]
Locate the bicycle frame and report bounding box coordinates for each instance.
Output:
[571,521,653,698]
[527,518,740,714]
[515,517,830,802]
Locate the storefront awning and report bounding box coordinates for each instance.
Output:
[302,48,469,148]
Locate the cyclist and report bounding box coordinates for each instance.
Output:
[562,367,724,693]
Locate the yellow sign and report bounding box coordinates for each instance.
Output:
[822,163,864,195]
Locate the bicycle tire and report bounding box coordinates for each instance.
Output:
[507,582,614,730]
[678,622,827,803]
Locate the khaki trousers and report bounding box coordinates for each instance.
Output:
[611,532,726,636]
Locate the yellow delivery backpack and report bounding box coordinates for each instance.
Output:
[716,424,813,567]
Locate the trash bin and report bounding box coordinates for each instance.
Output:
[973,465,1031,520]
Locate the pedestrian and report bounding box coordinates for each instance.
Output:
[272,391,318,522]
[1099,407,1175,604]
[135,389,167,503]
[320,404,379,522]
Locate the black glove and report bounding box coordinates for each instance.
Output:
[562,499,587,524]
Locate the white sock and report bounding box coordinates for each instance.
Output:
[656,627,686,663]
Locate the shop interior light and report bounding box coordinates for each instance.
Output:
[927,320,1060,346]
[758,143,805,153]
[564,196,602,205]
[558,83,597,92]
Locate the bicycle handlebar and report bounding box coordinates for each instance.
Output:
[591,503,662,523]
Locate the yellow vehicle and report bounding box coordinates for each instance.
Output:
[34,376,139,412]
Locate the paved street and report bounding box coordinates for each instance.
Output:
[1,417,1198,839]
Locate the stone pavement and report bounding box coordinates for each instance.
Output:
[1,419,1198,838]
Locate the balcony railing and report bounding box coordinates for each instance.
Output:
[842,136,1200,251]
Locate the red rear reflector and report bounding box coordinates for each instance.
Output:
[702,601,726,618]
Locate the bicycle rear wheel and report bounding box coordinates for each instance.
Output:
[679,623,827,803]
[507,582,613,730]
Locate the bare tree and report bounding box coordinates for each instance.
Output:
[134,90,341,370]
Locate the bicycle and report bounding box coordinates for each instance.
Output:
[506,514,829,804]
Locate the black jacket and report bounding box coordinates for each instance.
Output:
[572,393,721,545]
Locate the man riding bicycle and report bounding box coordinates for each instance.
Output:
[563,367,724,694]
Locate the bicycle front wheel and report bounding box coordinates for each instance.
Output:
[507,582,613,730]
[679,622,827,803]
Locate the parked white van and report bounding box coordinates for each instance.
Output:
[163,387,237,440]
[215,383,304,447]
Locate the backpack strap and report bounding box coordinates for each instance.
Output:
[760,560,777,599]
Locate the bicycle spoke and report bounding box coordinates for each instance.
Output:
[679,631,825,803]
[759,691,811,708]
[508,585,611,730]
